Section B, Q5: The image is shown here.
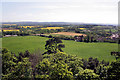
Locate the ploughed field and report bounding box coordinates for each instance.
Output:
[49,32,86,37]
[2,36,118,62]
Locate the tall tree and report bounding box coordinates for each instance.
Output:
[43,37,65,55]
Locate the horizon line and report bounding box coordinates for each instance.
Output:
[1,21,117,25]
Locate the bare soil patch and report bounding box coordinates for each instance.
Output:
[50,32,86,37]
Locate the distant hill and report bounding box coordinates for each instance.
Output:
[2,22,116,26]
[2,22,84,25]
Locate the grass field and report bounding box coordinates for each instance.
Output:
[104,29,117,32]
[2,36,118,61]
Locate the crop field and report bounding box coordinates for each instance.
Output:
[94,26,113,28]
[2,36,118,61]
[41,27,64,30]
[50,32,87,37]
[2,24,17,26]
[19,26,36,28]
[2,29,20,32]
[79,28,86,30]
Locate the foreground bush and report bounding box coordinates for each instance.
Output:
[107,61,120,80]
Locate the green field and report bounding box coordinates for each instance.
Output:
[2,36,118,61]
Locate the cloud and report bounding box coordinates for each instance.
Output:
[1,0,118,24]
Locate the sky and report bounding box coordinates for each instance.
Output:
[0,0,119,24]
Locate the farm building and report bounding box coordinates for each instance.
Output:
[4,35,18,37]
[75,35,84,42]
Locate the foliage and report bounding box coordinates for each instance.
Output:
[77,69,100,80]
[1,48,113,80]
[2,48,32,80]
[91,64,106,80]
[35,52,84,80]
[107,61,120,80]
[35,57,73,80]
[44,37,65,54]
[82,57,99,70]
[2,48,17,77]
[82,57,110,80]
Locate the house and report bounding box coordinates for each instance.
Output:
[4,35,17,37]
[75,35,84,42]
[110,34,119,39]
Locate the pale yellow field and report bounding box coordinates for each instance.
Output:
[41,27,64,30]
[50,32,86,37]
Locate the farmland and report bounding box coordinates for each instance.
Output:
[79,28,86,30]
[41,27,64,30]
[2,36,118,62]
[3,30,20,32]
[19,26,36,28]
[49,32,86,37]
[2,24,17,26]
[2,28,20,32]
